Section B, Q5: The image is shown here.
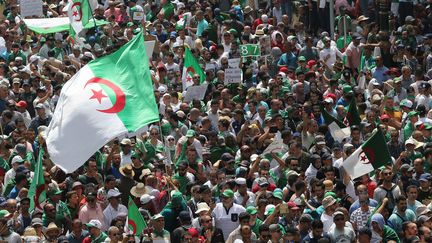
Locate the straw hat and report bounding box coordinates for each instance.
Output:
[45,222,61,235]
[119,164,135,178]
[130,183,147,197]
[195,202,211,214]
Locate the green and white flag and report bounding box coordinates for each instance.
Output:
[182,47,206,91]
[28,148,46,212]
[23,17,108,34]
[345,99,361,126]
[46,32,159,173]
[67,0,92,34]
[127,197,147,236]
[343,129,392,179]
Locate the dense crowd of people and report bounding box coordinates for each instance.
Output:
[0,0,432,242]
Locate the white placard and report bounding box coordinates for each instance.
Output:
[262,139,288,155]
[20,0,43,17]
[184,84,208,102]
[224,68,242,84]
[205,63,216,71]
[228,58,241,68]
[133,11,144,21]
[329,122,351,142]
[144,40,155,57]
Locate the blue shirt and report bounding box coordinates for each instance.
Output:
[8,186,19,199]
[372,66,389,83]
[278,52,298,70]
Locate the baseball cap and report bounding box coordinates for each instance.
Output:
[140,194,155,204]
[221,189,234,198]
[246,206,257,215]
[272,191,283,200]
[257,177,269,187]
[235,178,247,185]
[15,100,27,108]
[86,219,102,229]
[420,173,431,182]
[400,99,413,108]
[408,111,419,117]
[12,155,24,164]
[0,210,12,219]
[186,129,195,138]
[107,189,122,199]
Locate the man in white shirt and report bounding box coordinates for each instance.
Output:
[321,196,338,232]
[319,37,344,70]
[103,189,128,227]
[212,189,246,240]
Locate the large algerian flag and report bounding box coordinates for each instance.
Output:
[23,17,108,34]
[345,99,361,126]
[28,148,46,212]
[46,32,159,173]
[343,129,392,179]
[67,0,92,34]
[127,197,147,236]
[182,47,206,91]
[321,106,351,142]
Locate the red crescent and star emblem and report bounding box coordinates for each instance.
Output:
[362,147,375,164]
[358,151,370,164]
[84,77,126,114]
[128,219,137,234]
[186,66,195,83]
[71,2,82,21]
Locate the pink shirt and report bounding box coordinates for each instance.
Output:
[104,8,121,19]
[78,203,106,230]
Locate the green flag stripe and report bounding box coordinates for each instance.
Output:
[321,106,346,128]
[28,148,46,212]
[362,129,392,168]
[88,32,159,131]
[128,196,147,236]
[184,47,206,83]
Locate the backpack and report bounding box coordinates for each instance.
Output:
[381,184,397,210]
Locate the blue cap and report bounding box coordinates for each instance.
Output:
[293,132,301,137]
[0,197,6,207]
[170,31,177,38]
[420,173,431,182]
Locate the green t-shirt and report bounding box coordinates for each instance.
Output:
[172,173,190,194]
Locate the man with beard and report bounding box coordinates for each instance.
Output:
[387,195,416,235]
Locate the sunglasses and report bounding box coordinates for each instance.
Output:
[168,138,175,141]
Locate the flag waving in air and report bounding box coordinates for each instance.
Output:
[127,197,147,236]
[67,0,92,34]
[343,129,392,179]
[28,148,46,212]
[46,32,159,173]
[345,99,362,126]
[182,47,206,91]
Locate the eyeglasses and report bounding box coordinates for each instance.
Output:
[383,172,392,176]
[335,217,345,221]
[168,138,175,141]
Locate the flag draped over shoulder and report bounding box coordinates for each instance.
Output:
[182,47,206,91]
[343,129,392,179]
[28,148,46,212]
[46,32,159,173]
[127,197,147,236]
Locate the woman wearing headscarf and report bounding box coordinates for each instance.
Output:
[370,213,400,243]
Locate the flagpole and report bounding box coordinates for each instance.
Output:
[87,0,97,32]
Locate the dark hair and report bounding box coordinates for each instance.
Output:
[259,224,270,233]
[358,227,372,238]
[395,195,407,203]
[311,220,324,229]
[239,212,251,222]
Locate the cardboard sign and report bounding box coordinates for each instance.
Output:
[133,11,145,21]
[205,63,216,71]
[228,58,241,68]
[224,68,242,84]
[184,84,208,102]
[20,0,43,17]
[240,44,260,57]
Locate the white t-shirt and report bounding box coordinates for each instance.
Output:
[328,226,356,243]
[212,203,246,241]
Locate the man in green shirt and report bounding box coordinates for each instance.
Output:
[247,206,263,236]
[85,220,108,243]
